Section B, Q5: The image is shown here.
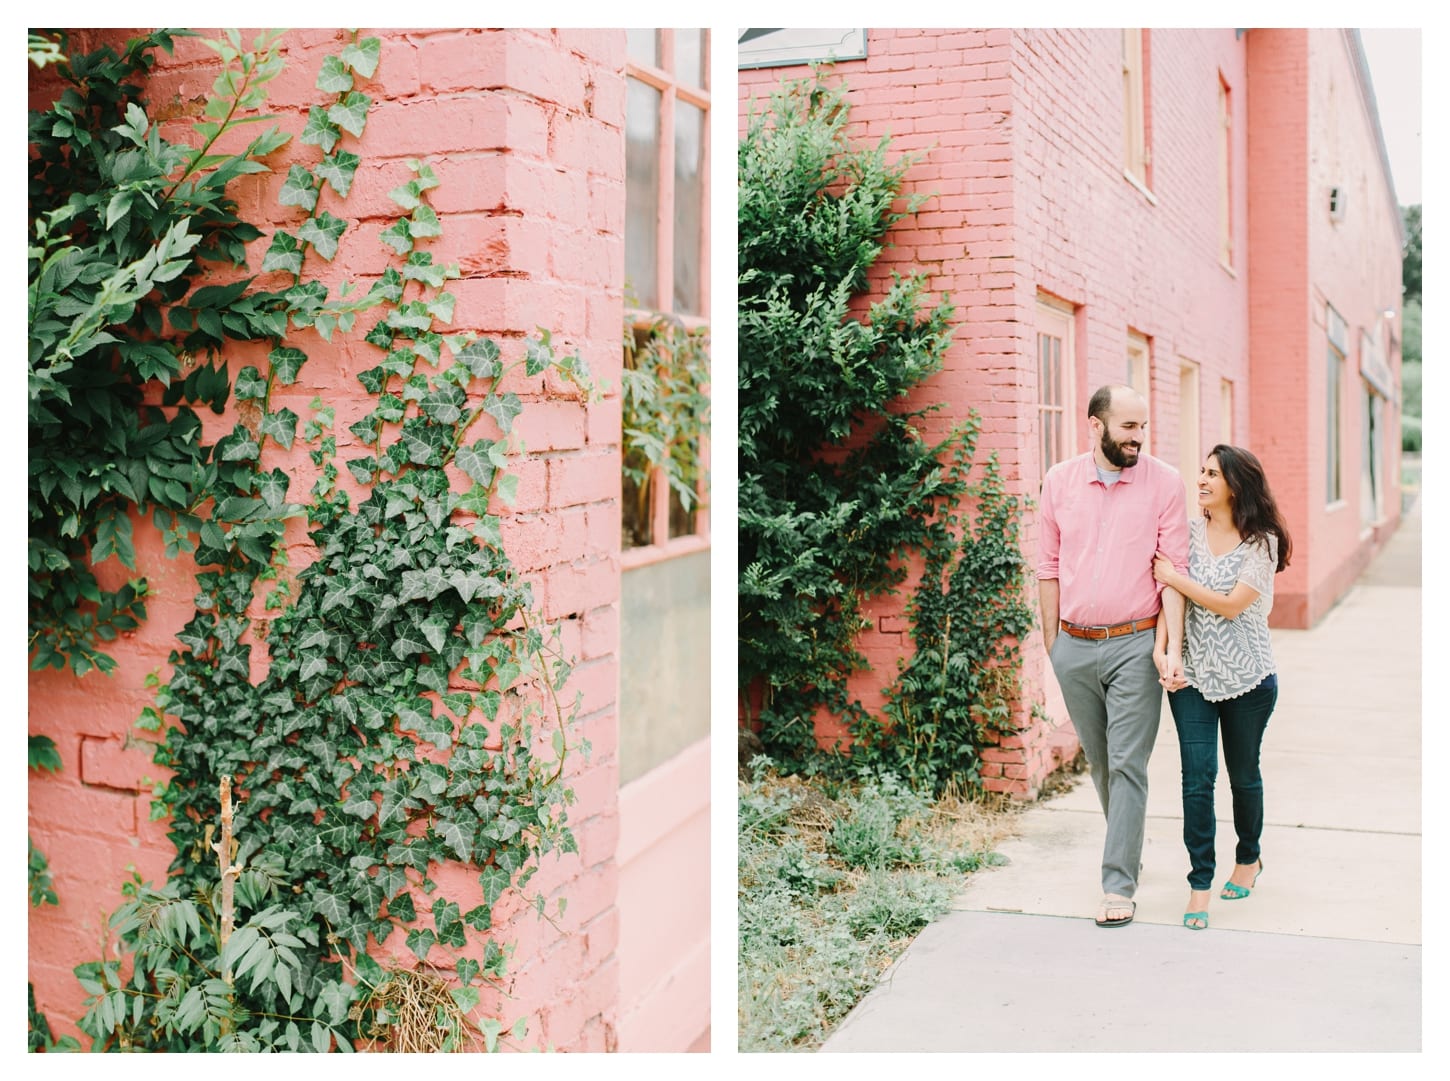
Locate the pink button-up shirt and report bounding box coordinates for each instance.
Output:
[1037,452,1190,626]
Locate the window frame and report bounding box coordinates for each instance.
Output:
[1178,358,1201,513]
[1122,29,1151,189]
[1218,74,1234,269]
[1126,331,1151,456]
[623,29,711,564]
[1036,297,1076,481]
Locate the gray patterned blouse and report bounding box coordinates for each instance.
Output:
[1180,516,1278,702]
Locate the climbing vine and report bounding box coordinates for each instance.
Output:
[30,29,588,1052]
[737,70,1033,792]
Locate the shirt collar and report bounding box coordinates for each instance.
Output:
[1078,451,1140,486]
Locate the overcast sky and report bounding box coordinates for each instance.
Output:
[1359,28,1422,207]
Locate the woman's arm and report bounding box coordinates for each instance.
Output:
[1152,553,1260,619]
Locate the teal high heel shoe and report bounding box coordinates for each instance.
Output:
[1183,911,1209,930]
[1219,858,1264,900]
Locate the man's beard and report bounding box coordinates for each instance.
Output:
[1100,429,1141,468]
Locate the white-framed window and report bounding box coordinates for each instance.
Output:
[1179,359,1201,511]
[624,29,710,553]
[1218,74,1233,267]
[1122,29,1149,186]
[1126,331,1151,455]
[1036,297,1076,478]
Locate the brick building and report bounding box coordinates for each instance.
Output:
[28,27,709,1052]
[738,28,1404,796]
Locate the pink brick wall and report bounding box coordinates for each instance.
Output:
[29,28,627,1052]
[740,29,1254,796]
[1248,29,1404,626]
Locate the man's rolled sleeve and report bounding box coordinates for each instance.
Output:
[1158,481,1191,575]
[1037,471,1060,580]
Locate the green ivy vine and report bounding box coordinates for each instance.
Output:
[737,70,1034,794]
[30,29,590,1052]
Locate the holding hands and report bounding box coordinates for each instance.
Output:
[1154,548,1189,691]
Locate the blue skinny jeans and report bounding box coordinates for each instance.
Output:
[1167,674,1278,892]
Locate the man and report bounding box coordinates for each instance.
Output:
[1038,384,1189,927]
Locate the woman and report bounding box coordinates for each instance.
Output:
[1151,445,1292,931]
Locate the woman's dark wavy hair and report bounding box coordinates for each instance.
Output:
[1206,443,1293,572]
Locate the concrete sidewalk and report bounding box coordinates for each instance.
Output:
[823,498,1422,1052]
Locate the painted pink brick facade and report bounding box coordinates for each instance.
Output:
[1247,29,1405,626]
[29,27,637,1052]
[740,27,1401,797]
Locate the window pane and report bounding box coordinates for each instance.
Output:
[675,28,706,89]
[626,29,659,67]
[672,101,705,315]
[625,79,661,310]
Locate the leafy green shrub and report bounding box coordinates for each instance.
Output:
[737,70,1032,791]
[1402,414,1421,453]
[836,869,954,939]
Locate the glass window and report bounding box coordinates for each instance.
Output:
[1036,298,1075,478]
[623,30,711,551]
[1122,29,1148,184]
[1126,331,1151,455]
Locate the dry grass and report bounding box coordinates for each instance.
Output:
[355,967,476,1053]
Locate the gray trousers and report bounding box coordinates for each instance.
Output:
[1049,627,1162,898]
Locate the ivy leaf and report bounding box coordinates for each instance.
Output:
[453,570,503,605]
[279,165,318,212]
[456,338,501,380]
[377,779,418,829]
[402,252,446,288]
[479,865,510,906]
[270,347,307,385]
[328,92,372,137]
[405,927,436,962]
[262,231,304,275]
[317,981,354,1027]
[259,408,299,449]
[301,106,342,152]
[316,150,360,198]
[235,366,267,401]
[420,385,465,425]
[442,691,474,717]
[379,220,413,255]
[401,419,448,465]
[313,891,347,926]
[256,466,291,508]
[426,291,455,325]
[419,613,451,654]
[342,794,377,819]
[436,820,471,861]
[454,443,496,487]
[346,457,379,484]
[432,899,466,948]
[342,37,382,78]
[524,335,554,376]
[298,211,346,261]
[462,903,493,933]
[456,956,481,986]
[316,55,354,94]
[409,205,442,238]
[483,393,523,434]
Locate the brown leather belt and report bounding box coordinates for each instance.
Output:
[1060,616,1157,640]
